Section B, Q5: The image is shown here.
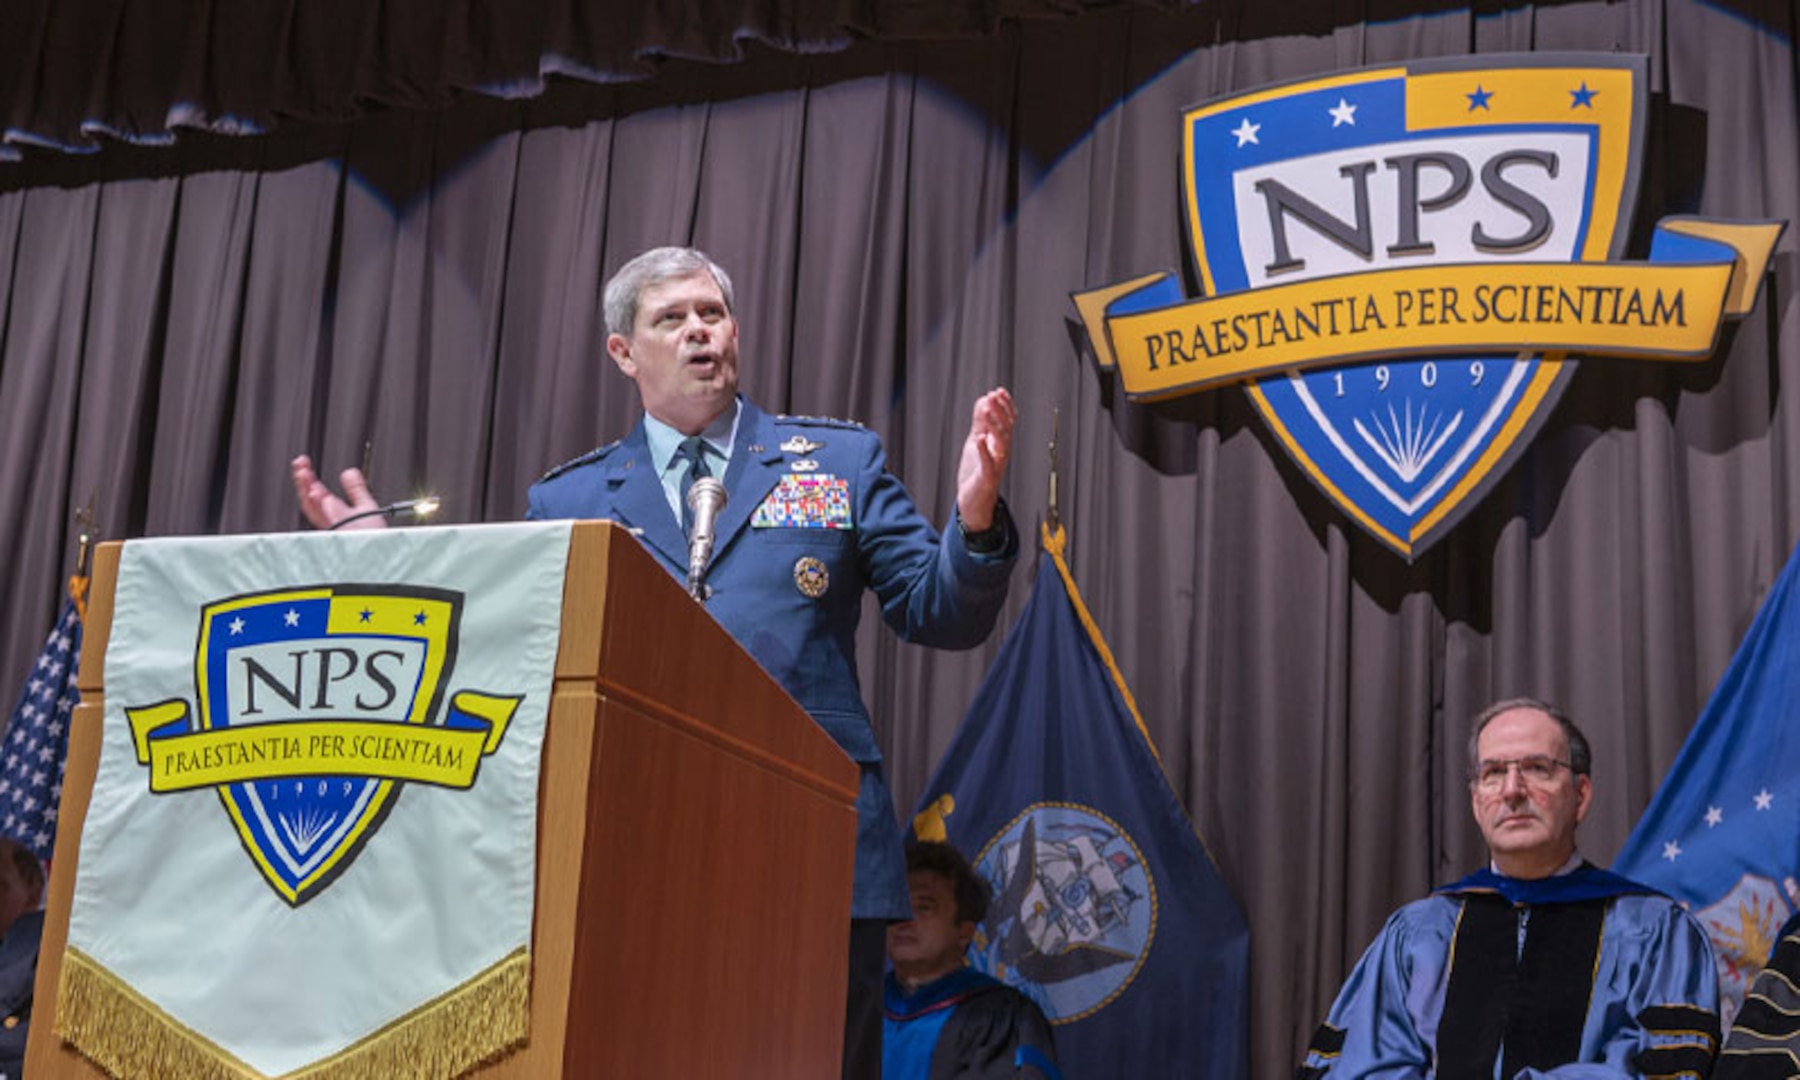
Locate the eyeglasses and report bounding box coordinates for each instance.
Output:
[1471,756,1576,792]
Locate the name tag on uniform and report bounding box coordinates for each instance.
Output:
[753,475,853,529]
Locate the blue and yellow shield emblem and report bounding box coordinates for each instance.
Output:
[1077,54,1780,558]
[126,585,521,906]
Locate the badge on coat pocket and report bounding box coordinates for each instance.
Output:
[794,556,829,598]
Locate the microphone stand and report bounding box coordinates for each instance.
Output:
[686,478,727,599]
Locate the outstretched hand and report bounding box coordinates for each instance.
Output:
[955,388,1017,532]
[291,455,385,531]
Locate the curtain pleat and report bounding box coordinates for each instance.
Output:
[0,0,1188,157]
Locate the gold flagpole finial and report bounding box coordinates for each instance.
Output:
[71,496,97,618]
[73,496,97,579]
[1046,406,1061,534]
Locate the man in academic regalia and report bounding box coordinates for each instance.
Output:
[1716,910,1800,1077]
[1298,698,1721,1079]
[884,842,1060,1080]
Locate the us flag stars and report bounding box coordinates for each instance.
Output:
[0,598,82,861]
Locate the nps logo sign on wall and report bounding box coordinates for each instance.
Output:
[1075,54,1782,559]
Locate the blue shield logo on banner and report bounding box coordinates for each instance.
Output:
[195,586,462,905]
[1181,54,1645,556]
[127,584,527,907]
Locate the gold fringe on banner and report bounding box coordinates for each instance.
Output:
[57,946,531,1080]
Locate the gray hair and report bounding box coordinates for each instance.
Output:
[603,246,735,338]
[1467,697,1593,778]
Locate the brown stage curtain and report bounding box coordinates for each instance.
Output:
[0,0,1185,157]
[0,0,1793,1073]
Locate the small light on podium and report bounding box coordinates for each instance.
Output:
[329,496,442,531]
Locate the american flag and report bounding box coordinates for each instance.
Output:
[0,593,82,862]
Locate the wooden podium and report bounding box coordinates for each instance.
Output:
[26,521,859,1078]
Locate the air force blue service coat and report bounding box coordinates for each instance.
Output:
[526,398,1017,919]
[1298,864,1721,1079]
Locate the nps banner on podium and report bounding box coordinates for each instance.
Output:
[60,522,572,1080]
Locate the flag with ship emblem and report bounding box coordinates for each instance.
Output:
[910,522,1250,1078]
[0,585,83,862]
[1615,538,1800,1029]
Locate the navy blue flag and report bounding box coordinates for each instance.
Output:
[1615,540,1800,1028]
[0,588,83,863]
[910,523,1251,1078]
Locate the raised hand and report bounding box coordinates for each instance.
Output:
[955,388,1017,532]
[290,455,385,531]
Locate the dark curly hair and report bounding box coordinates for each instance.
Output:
[906,841,990,926]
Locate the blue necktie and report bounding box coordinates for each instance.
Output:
[675,436,713,535]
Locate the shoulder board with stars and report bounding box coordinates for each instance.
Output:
[535,440,620,484]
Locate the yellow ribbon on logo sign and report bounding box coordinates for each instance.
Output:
[125,691,520,793]
[1082,220,1782,402]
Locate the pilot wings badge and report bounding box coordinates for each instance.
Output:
[1075,54,1781,559]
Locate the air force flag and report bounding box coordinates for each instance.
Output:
[911,523,1251,1078]
[1615,540,1800,1027]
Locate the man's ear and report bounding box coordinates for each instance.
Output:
[606,333,635,377]
[956,920,976,952]
[1574,773,1593,825]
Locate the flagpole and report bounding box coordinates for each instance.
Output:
[71,501,95,619]
[1046,406,1061,536]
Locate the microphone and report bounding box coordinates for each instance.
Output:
[328,496,442,531]
[686,478,727,599]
